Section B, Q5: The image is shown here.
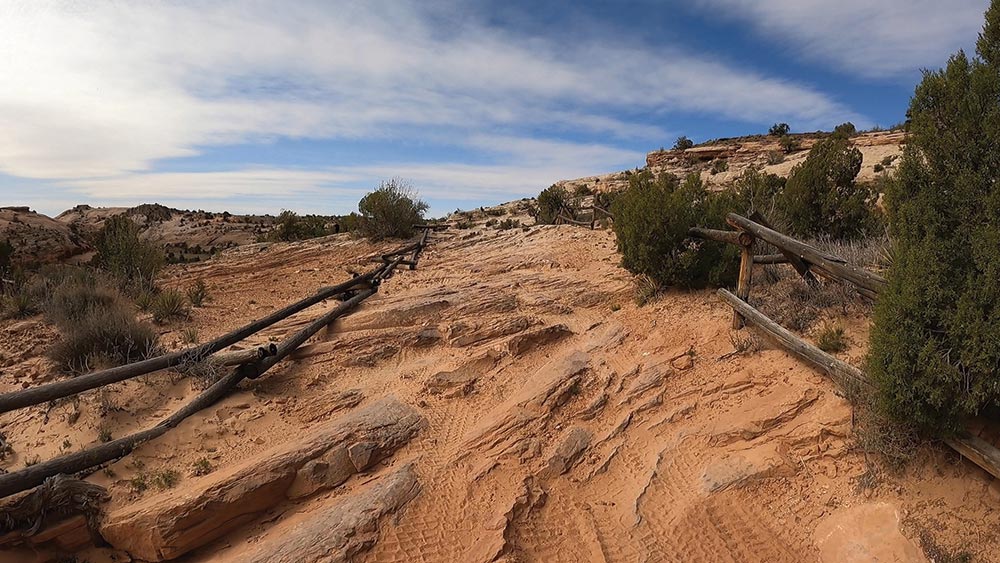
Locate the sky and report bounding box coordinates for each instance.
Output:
[0,0,990,218]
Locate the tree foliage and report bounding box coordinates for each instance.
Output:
[769,123,790,136]
[95,215,164,293]
[869,1,1000,434]
[673,136,694,150]
[611,171,740,289]
[536,184,574,224]
[358,178,428,240]
[780,133,875,239]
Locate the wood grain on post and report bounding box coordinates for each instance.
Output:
[687,227,744,246]
[732,237,755,329]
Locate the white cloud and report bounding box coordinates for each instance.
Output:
[51,135,643,216]
[695,0,987,76]
[0,0,863,195]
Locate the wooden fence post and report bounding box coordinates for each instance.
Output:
[732,234,755,329]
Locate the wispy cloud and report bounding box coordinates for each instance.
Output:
[0,0,863,210]
[695,0,987,77]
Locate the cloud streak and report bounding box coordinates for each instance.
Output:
[695,0,987,77]
[0,0,864,209]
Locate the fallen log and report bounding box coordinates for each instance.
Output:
[726,213,885,294]
[210,344,278,367]
[0,271,379,414]
[717,289,1000,482]
[100,398,426,561]
[718,289,867,390]
[229,463,420,563]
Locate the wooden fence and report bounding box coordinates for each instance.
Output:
[691,213,1000,480]
[0,227,437,500]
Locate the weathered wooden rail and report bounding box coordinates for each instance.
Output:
[0,229,434,499]
[694,215,1000,480]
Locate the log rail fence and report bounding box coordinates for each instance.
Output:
[0,226,439,500]
[691,213,1000,480]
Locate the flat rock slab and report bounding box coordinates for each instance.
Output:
[101,397,425,561]
[814,502,926,563]
[222,463,421,563]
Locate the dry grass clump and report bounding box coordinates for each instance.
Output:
[633,274,661,306]
[186,279,209,307]
[816,323,847,353]
[151,288,189,323]
[45,274,159,374]
[751,234,888,333]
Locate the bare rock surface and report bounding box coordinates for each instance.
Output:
[223,463,421,563]
[813,502,926,563]
[99,398,425,561]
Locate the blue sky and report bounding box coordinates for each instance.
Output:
[0,0,989,218]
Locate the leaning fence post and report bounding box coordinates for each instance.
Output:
[732,232,755,329]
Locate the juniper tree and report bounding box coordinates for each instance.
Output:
[868,0,1000,434]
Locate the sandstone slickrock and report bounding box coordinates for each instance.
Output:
[227,464,422,563]
[100,397,425,561]
[506,324,573,357]
[813,502,926,563]
[424,351,500,397]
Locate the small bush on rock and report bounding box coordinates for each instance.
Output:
[611,170,740,289]
[536,184,574,224]
[357,179,429,240]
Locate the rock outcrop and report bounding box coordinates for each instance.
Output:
[224,464,421,563]
[100,398,425,561]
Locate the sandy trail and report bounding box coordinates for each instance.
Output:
[2,224,998,562]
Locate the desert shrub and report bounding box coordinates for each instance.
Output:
[673,136,694,150]
[151,289,189,323]
[833,122,857,136]
[769,123,790,136]
[357,178,428,240]
[95,215,164,294]
[45,280,119,327]
[48,294,158,374]
[338,212,361,233]
[766,151,785,165]
[780,133,876,239]
[496,218,521,230]
[779,135,800,153]
[536,184,576,225]
[0,239,12,275]
[574,184,593,196]
[1,290,38,319]
[181,327,199,344]
[192,458,213,476]
[880,155,897,167]
[816,323,847,352]
[873,163,885,173]
[733,168,786,218]
[869,3,1000,435]
[268,210,331,241]
[710,159,729,175]
[611,170,740,289]
[186,280,209,307]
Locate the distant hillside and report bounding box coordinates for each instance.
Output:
[55,204,277,263]
[552,130,906,195]
[0,206,91,266]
